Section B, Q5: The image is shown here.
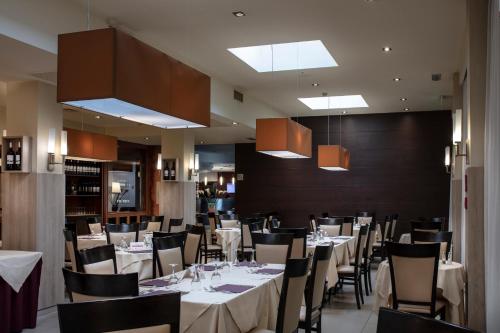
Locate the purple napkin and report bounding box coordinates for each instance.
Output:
[214,284,254,293]
[141,290,175,297]
[201,265,217,271]
[254,268,284,275]
[234,261,263,268]
[140,279,171,287]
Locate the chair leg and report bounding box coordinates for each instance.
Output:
[317,313,322,333]
[358,276,364,305]
[363,266,369,296]
[354,277,361,309]
[367,261,373,292]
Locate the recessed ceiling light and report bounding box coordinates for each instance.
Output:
[232,11,246,17]
[400,97,407,101]
[312,83,320,87]
[393,77,401,82]
[200,141,205,144]
[404,107,410,111]
[95,115,101,119]
[228,40,337,72]
[382,46,392,52]
[342,110,347,115]
[145,137,149,141]
[298,95,369,110]
[232,121,238,126]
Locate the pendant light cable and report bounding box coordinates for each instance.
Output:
[86,0,91,30]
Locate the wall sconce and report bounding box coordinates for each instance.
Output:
[156,153,162,171]
[444,146,451,174]
[188,153,200,181]
[204,176,208,186]
[47,128,67,172]
[219,176,224,186]
[232,176,235,185]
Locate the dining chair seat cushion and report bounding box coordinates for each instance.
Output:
[146,221,162,232]
[337,265,355,274]
[83,259,115,274]
[396,299,446,315]
[299,306,320,321]
[255,244,289,264]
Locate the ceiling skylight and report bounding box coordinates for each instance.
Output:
[298,95,369,110]
[228,40,337,72]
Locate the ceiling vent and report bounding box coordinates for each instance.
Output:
[234,90,244,103]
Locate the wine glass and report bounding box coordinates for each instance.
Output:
[210,263,221,287]
[168,264,179,284]
[191,265,202,291]
[220,250,230,270]
[119,236,128,251]
[250,248,257,267]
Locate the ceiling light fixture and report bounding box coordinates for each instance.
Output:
[232,121,238,126]
[256,118,312,158]
[228,40,337,72]
[298,95,369,110]
[318,113,350,171]
[232,11,246,17]
[382,46,392,52]
[400,97,407,101]
[312,83,320,87]
[145,137,149,141]
[342,110,347,115]
[95,115,101,119]
[57,28,210,129]
[404,107,410,111]
[393,77,401,82]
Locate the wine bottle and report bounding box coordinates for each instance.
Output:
[14,140,22,170]
[170,161,176,180]
[6,141,14,171]
[164,162,170,180]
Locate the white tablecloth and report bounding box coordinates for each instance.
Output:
[306,236,355,289]
[215,228,241,261]
[116,250,153,281]
[373,260,465,325]
[0,250,43,292]
[141,263,283,333]
[77,234,107,250]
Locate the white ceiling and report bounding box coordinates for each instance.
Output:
[71,0,466,116]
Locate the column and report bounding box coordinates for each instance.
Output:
[2,81,65,308]
[158,129,196,230]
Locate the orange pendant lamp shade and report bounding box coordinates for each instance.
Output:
[318,145,350,171]
[256,118,312,158]
[57,28,210,129]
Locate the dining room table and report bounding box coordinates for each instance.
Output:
[115,247,153,280]
[0,250,43,333]
[373,259,466,325]
[306,235,356,288]
[139,262,284,333]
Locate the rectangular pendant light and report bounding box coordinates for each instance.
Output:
[256,118,312,158]
[57,28,210,129]
[318,145,350,171]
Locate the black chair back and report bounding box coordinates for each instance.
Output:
[219,213,238,221]
[153,235,186,277]
[57,293,181,333]
[411,231,453,257]
[317,217,344,236]
[305,244,334,313]
[105,223,138,244]
[63,229,80,271]
[184,224,204,265]
[271,227,307,258]
[386,242,441,316]
[410,221,442,233]
[377,308,478,333]
[332,216,355,236]
[78,244,117,274]
[251,233,294,264]
[168,218,184,232]
[62,268,138,302]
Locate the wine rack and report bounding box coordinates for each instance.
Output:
[162,158,179,181]
[1,136,32,173]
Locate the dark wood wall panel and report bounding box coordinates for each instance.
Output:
[235,111,452,235]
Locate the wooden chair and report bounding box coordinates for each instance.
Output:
[62,268,138,302]
[271,227,307,258]
[138,221,149,241]
[388,214,399,241]
[386,242,446,319]
[184,224,204,265]
[86,217,102,235]
[219,213,239,221]
[362,222,377,295]
[63,229,80,272]
[411,231,453,260]
[338,216,355,236]
[198,215,223,263]
[317,217,343,237]
[372,216,390,261]
[251,258,310,333]
[298,244,334,333]
[377,308,478,333]
[337,225,368,309]
[410,221,442,234]
[356,212,373,226]
[57,293,181,333]
[309,214,317,232]
[105,223,138,246]
[251,233,293,264]
[78,244,117,274]
[238,220,256,260]
[168,218,184,232]
[153,235,185,277]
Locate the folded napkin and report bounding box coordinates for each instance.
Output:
[140,279,171,287]
[254,268,284,275]
[141,290,176,297]
[214,284,254,293]
[201,265,217,271]
[234,261,263,268]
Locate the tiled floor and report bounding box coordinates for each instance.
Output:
[26,272,379,333]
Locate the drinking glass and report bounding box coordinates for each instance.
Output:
[168,264,179,284]
[250,249,257,266]
[210,263,221,287]
[119,236,128,250]
[191,265,202,291]
[220,250,230,270]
